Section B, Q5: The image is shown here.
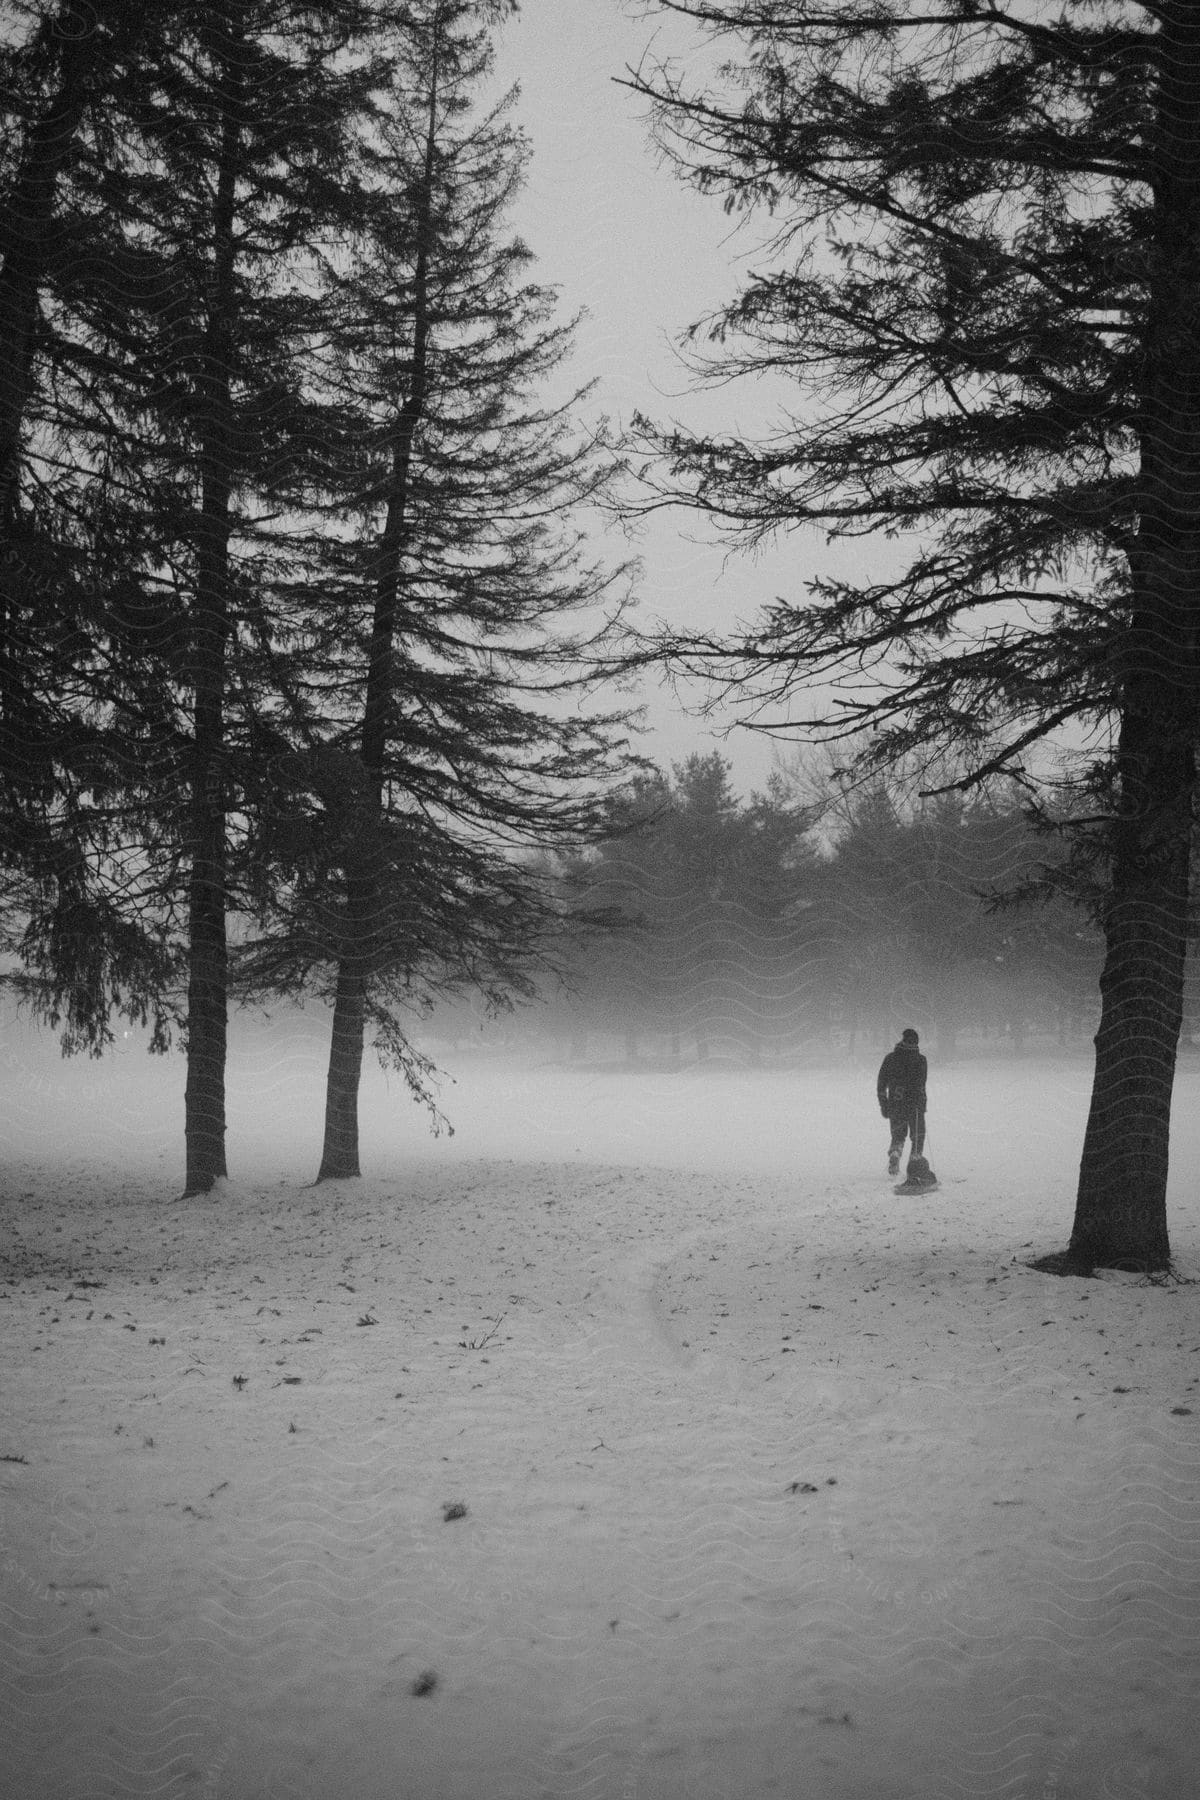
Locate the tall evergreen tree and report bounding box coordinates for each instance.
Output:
[628,0,1198,1270]
[241,0,635,1179]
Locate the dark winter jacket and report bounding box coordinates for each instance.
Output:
[877,1042,928,1118]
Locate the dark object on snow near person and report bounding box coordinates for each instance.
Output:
[878,1029,928,1174]
[895,1154,939,1194]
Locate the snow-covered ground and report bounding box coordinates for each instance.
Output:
[3,1019,1200,1799]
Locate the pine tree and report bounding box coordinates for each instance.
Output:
[628,1,1198,1270]
[557,756,817,1064]
[239,0,635,1179]
[0,0,171,530]
[0,0,188,1054]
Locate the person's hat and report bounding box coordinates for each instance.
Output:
[901,1028,919,1044]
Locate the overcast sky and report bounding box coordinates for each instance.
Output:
[491,0,840,796]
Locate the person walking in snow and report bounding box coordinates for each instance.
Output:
[877,1027,928,1178]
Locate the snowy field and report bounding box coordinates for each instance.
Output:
[3,1016,1200,1800]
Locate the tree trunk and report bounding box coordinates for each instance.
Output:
[1067,687,1193,1272]
[316,48,439,1179]
[1061,6,1200,1273]
[182,11,241,1195]
[317,958,367,1179]
[183,773,228,1193]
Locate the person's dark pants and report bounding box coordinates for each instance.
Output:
[888,1106,925,1158]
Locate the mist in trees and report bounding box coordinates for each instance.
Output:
[486,752,1113,1072]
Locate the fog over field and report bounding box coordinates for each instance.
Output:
[0,999,1115,1185]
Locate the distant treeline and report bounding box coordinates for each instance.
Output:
[428,752,1200,1064]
